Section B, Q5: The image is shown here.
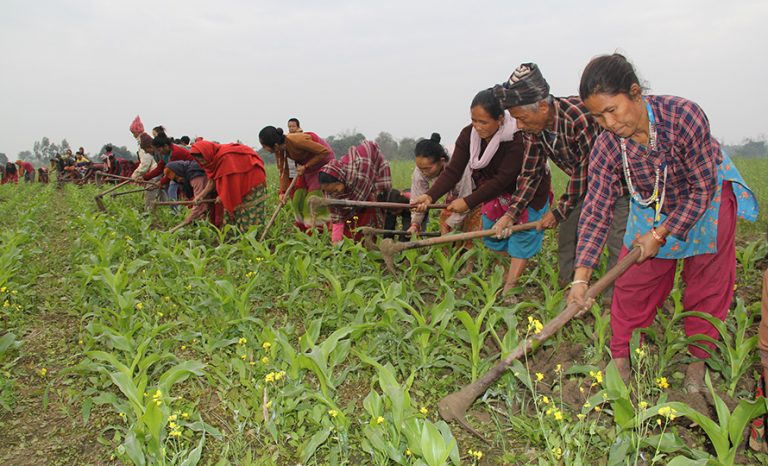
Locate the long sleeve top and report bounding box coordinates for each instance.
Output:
[143,144,193,183]
[132,137,157,180]
[410,163,473,227]
[276,133,331,192]
[426,124,549,214]
[575,95,722,269]
[513,97,604,222]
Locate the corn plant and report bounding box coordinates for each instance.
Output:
[641,372,767,466]
[357,355,460,466]
[678,300,758,396]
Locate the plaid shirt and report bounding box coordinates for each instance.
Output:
[322,140,392,223]
[576,95,721,268]
[507,97,601,223]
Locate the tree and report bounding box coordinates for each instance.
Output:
[397,137,418,161]
[17,150,33,162]
[0,153,7,165]
[97,144,136,161]
[326,130,366,158]
[375,132,399,160]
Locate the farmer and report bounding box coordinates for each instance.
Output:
[164,160,223,232]
[407,133,478,237]
[259,126,335,232]
[319,140,392,244]
[129,116,162,209]
[567,54,757,388]
[15,160,35,182]
[284,118,302,181]
[411,89,551,300]
[189,140,268,232]
[37,167,49,184]
[492,62,629,303]
[2,162,18,184]
[144,134,193,208]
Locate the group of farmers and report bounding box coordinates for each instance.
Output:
[5,53,761,402]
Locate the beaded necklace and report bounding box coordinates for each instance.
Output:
[620,99,667,224]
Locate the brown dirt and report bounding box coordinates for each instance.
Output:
[0,193,113,465]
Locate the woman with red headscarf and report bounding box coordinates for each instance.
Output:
[189,140,267,232]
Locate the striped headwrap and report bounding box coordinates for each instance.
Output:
[493,62,550,108]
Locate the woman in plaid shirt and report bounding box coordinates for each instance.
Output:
[568,54,757,388]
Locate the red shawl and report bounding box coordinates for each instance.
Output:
[191,141,266,214]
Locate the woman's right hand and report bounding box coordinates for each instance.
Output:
[406,224,420,236]
[566,282,593,315]
[493,215,514,239]
[410,194,433,213]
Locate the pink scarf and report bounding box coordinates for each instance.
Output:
[468,112,518,171]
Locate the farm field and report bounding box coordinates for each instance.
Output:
[0,157,766,465]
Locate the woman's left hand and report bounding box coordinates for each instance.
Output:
[447,198,469,214]
[295,165,306,176]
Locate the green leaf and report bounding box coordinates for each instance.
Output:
[420,421,452,466]
[179,432,205,466]
[301,428,331,464]
[124,430,146,466]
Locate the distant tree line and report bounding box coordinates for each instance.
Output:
[259,130,425,165]
[722,137,767,158]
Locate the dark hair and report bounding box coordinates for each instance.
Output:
[288,118,300,127]
[105,145,113,152]
[414,133,448,163]
[318,172,341,185]
[153,125,166,135]
[579,53,641,101]
[471,88,504,120]
[258,126,286,149]
[180,136,190,145]
[152,134,173,148]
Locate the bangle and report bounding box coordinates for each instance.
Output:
[571,280,589,287]
[651,228,666,245]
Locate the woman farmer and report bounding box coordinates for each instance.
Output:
[2,162,18,184]
[259,126,335,231]
[407,133,478,237]
[318,140,392,244]
[15,160,35,182]
[164,160,223,232]
[189,140,268,233]
[411,89,551,299]
[567,54,757,387]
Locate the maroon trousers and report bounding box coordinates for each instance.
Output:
[610,182,737,359]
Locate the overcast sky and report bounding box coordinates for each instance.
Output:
[1,0,765,160]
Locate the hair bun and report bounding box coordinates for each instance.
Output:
[276,127,284,136]
[429,132,441,143]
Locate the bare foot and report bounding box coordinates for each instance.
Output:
[684,361,706,393]
[614,357,631,383]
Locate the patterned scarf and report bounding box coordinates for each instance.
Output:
[320,140,392,223]
[493,62,551,108]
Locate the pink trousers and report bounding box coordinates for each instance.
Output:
[610,182,737,359]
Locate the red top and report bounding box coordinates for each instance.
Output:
[143,144,193,183]
[191,141,266,214]
[16,161,35,174]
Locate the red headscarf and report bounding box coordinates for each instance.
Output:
[191,141,266,213]
[130,116,144,137]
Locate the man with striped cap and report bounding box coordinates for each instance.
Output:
[491,63,629,301]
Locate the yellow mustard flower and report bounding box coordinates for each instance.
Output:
[420,407,429,415]
[535,372,544,382]
[656,377,669,390]
[328,409,338,418]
